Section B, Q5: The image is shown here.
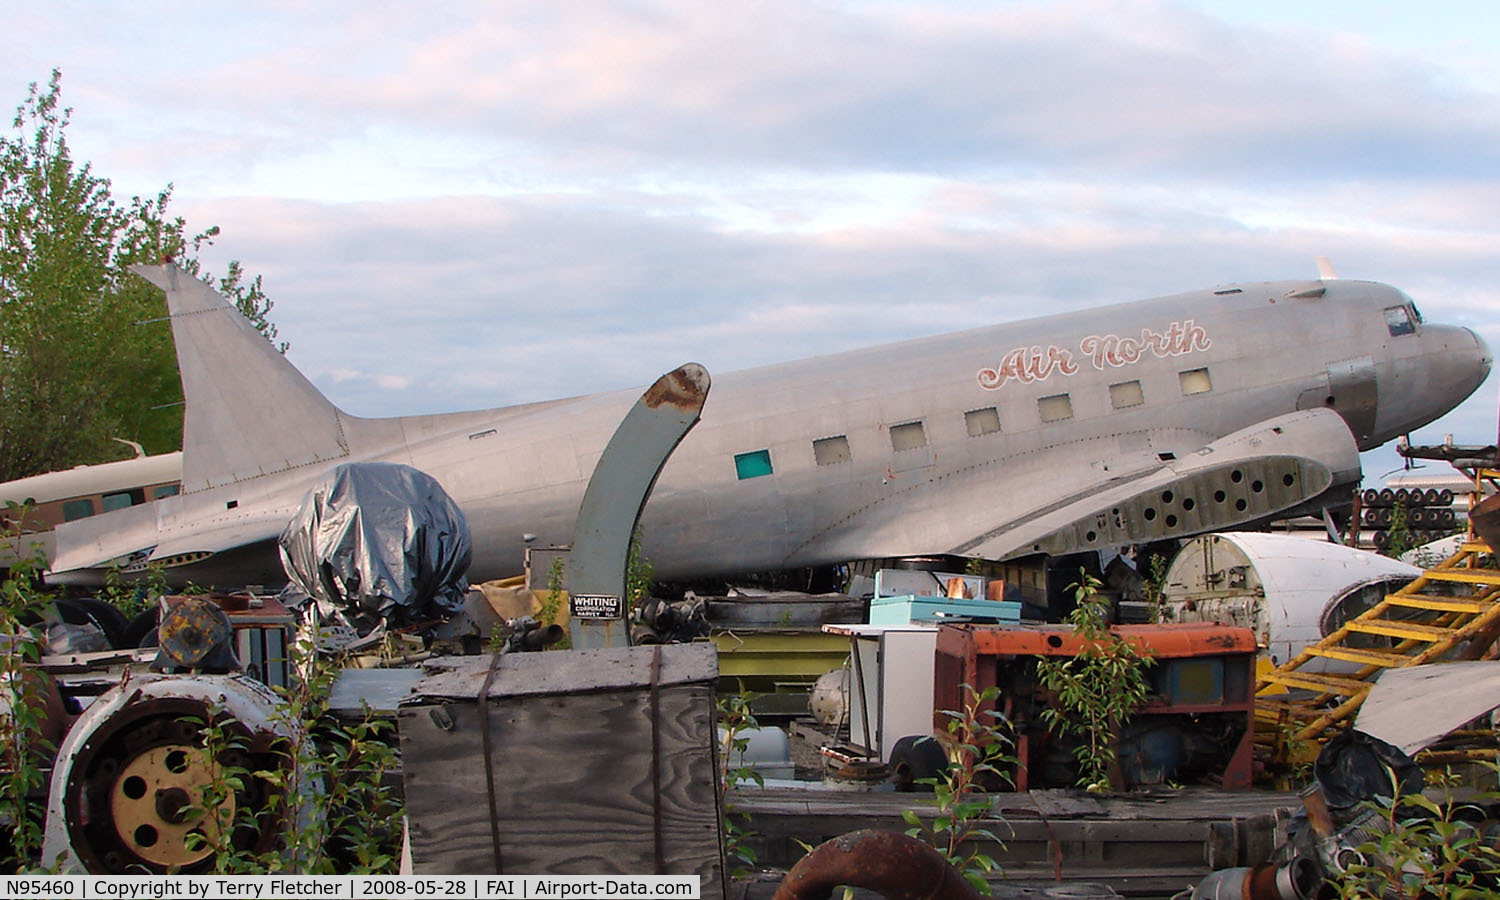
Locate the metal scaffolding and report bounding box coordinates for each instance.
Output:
[1255,468,1500,766]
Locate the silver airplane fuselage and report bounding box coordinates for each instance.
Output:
[47,270,1491,588]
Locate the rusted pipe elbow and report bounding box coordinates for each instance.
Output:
[772,829,983,900]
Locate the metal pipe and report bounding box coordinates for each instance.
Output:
[519,623,566,651]
[772,829,982,900]
[1191,858,1320,900]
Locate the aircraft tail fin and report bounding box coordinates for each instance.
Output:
[133,265,352,492]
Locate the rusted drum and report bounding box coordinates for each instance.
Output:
[773,829,982,900]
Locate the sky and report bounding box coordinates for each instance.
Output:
[8,0,1500,486]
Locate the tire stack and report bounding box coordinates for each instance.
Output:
[1361,487,1458,550]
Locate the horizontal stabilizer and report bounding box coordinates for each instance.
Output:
[48,493,290,585]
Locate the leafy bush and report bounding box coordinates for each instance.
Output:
[902,683,1015,895]
[1333,770,1500,900]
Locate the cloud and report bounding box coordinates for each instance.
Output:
[11,0,1500,480]
[177,184,1500,431]
[16,0,1500,199]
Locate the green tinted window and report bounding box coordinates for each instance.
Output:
[102,491,136,512]
[62,498,96,521]
[734,449,774,480]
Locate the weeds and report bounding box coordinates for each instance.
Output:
[1333,769,1500,899]
[1,564,403,874]
[717,692,762,877]
[1142,553,1169,624]
[626,525,654,619]
[180,704,260,873]
[254,623,403,874]
[1381,503,1415,560]
[538,556,570,650]
[902,683,1014,895]
[178,629,404,874]
[1035,570,1154,792]
[97,561,169,624]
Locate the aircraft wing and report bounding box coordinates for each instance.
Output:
[47,498,291,585]
[782,407,1361,565]
[965,407,1361,559]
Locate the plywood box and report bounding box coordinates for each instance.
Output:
[399,642,725,897]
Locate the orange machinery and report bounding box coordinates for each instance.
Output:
[933,622,1258,790]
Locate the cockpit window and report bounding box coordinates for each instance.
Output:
[1384,305,1416,336]
[1408,302,1423,323]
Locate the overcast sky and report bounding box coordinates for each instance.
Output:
[10,0,1500,485]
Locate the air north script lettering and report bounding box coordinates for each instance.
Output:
[978,319,1211,390]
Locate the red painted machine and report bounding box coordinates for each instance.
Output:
[933,623,1257,790]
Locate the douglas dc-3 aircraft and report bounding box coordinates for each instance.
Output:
[46,265,1491,588]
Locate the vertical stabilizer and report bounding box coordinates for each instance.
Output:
[132,265,350,492]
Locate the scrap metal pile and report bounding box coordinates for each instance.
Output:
[1192,729,1500,899]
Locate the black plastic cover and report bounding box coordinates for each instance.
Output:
[278,462,472,632]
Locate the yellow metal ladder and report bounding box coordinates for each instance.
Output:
[1255,471,1500,764]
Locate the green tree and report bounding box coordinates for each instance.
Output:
[0,69,281,481]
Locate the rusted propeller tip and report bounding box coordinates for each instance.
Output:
[643,363,710,412]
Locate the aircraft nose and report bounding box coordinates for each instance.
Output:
[1466,326,1493,378]
[1428,323,1491,405]
[1374,321,1493,444]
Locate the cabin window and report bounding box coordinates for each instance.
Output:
[1037,393,1073,423]
[965,407,1001,437]
[890,421,927,452]
[62,498,96,521]
[1179,368,1213,395]
[1384,305,1416,336]
[1109,380,1144,409]
[153,484,181,499]
[734,449,774,480]
[813,435,851,466]
[101,490,140,512]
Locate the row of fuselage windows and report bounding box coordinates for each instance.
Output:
[56,483,180,524]
[733,367,1214,480]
